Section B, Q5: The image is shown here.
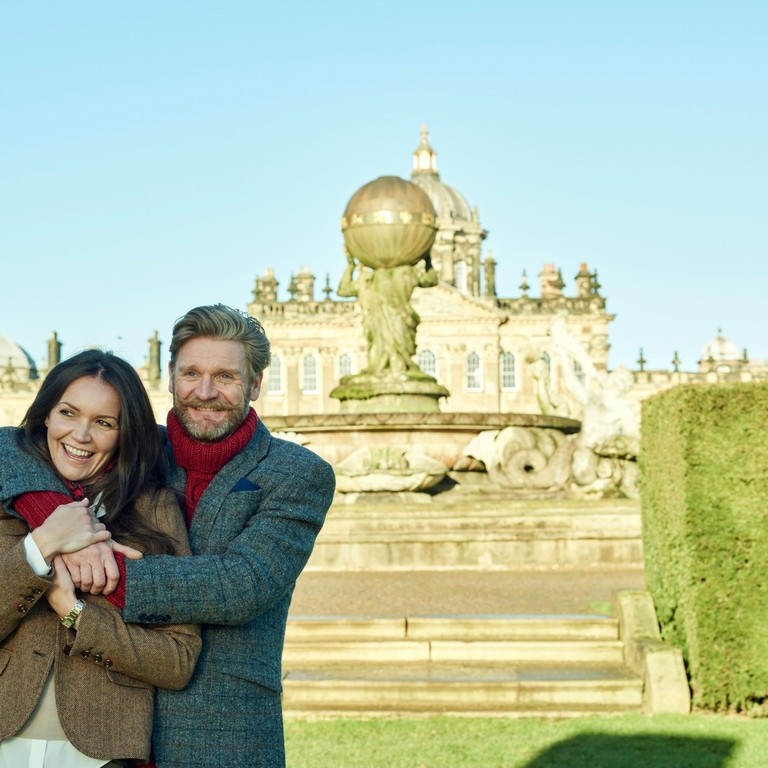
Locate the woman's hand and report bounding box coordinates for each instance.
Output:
[30,498,111,563]
[45,555,79,619]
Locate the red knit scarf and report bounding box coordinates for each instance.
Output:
[13,465,113,529]
[166,407,257,527]
[14,485,81,530]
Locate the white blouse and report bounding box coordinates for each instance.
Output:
[0,735,111,767]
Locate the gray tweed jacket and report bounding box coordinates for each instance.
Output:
[121,415,336,768]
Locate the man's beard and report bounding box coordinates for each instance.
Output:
[173,395,249,442]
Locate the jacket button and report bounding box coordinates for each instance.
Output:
[81,649,91,658]
[93,653,103,663]
[105,658,114,667]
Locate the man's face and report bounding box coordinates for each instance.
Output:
[169,337,262,442]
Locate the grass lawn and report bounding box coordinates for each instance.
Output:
[285,713,768,767]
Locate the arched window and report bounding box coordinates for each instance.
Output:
[466,351,482,391]
[455,260,468,294]
[417,349,437,378]
[267,355,282,394]
[302,355,318,393]
[338,353,352,378]
[501,352,517,391]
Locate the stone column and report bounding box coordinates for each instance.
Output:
[47,331,62,370]
[148,330,162,389]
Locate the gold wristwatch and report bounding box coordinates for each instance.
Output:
[61,600,85,628]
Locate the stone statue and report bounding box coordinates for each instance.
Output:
[526,348,573,418]
[330,175,449,413]
[338,248,438,377]
[543,316,641,497]
[542,317,640,455]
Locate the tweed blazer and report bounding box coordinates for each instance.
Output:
[120,415,336,768]
[0,428,202,763]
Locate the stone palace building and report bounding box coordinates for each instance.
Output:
[1,128,765,428]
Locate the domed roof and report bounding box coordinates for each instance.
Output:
[410,125,474,225]
[701,330,741,363]
[0,334,38,380]
[412,175,473,224]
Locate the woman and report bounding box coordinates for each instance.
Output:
[0,349,201,767]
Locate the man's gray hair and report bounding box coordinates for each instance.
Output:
[169,304,271,382]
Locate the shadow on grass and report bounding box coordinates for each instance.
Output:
[524,733,735,768]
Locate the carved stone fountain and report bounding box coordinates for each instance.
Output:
[266,174,594,498]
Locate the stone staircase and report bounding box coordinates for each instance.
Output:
[283,497,689,718]
[282,614,644,718]
[304,496,644,571]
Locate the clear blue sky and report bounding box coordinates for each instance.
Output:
[1,1,765,374]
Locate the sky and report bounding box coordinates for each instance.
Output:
[1,1,766,374]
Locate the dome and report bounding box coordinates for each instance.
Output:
[0,334,38,381]
[410,124,474,225]
[410,175,473,224]
[701,331,741,363]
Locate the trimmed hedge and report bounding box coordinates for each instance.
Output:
[640,382,768,712]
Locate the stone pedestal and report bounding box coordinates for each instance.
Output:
[331,372,449,414]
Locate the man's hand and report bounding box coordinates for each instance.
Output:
[62,540,143,595]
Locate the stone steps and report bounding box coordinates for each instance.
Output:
[282,614,644,718]
[307,497,643,570]
[282,673,643,719]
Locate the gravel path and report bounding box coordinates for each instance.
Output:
[291,568,646,617]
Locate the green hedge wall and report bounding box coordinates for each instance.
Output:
[640,382,768,712]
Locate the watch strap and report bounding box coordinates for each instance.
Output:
[61,599,85,628]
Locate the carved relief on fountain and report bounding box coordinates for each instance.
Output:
[462,427,575,493]
[334,447,448,494]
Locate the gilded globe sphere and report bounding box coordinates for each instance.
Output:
[341,175,438,269]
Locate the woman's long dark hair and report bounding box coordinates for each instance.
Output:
[20,348,176,554]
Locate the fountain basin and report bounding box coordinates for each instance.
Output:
[263,411,580,470]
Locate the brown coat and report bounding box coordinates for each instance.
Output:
[0,488,201,763]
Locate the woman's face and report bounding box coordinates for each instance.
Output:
[45,376,121,484]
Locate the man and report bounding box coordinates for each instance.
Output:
[68,304,336,767]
